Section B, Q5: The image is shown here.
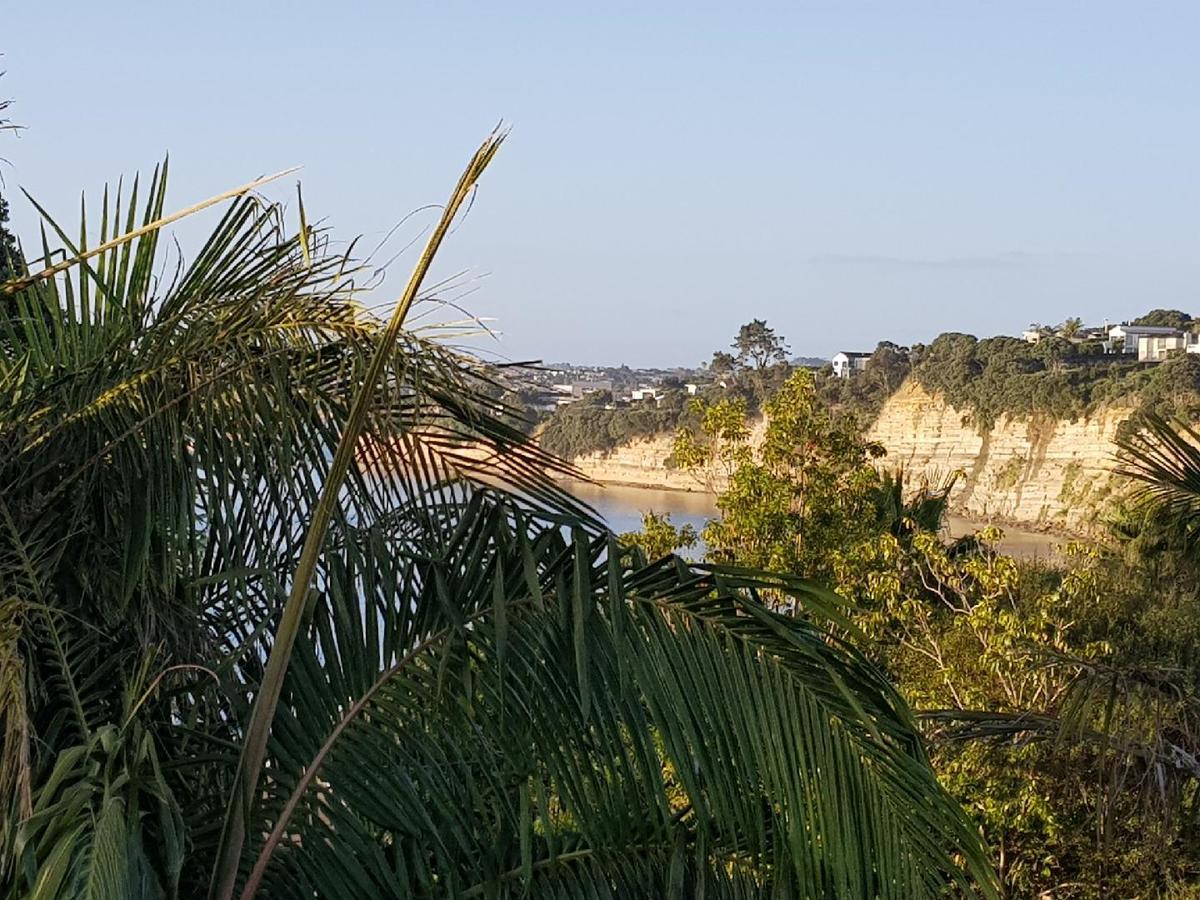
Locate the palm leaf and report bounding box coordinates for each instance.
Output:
[1116,412,1200,549]
[233,492,996,899]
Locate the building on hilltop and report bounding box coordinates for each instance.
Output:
[1137,332,1199,362]
[630,386,664,403]
[569,379,613,398]
[1107,324,1185,355]
[832,351,871,379]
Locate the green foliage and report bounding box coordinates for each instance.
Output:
[813,342,912,426]
[732,317,788,370]
[912,325,1200,430]
[538,320,796,461]
[0,80,22,285]
[1133,308,1193,330]
[1,159,993,898]
[674,369,885,580]
[537,389,692,459]
[660,378,1200,896]
[0,196,21,284]
[619,511,698,558]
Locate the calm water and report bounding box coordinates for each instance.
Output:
[561,479,1064,561]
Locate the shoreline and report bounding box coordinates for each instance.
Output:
[557,471,1091,545]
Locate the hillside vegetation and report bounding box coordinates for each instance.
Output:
[541,311,1200,463]
[911,327,1200,430]
[650,367,1200,896]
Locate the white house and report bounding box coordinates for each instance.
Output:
[832,351,871,379]
[630,386,664,403]
[1137,332,1198,362]
[1107,324,1184,354]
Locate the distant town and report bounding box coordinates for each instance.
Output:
[522,315,1200,411]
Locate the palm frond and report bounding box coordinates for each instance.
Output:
[1116,412,1200,549]
[232,492,996,899]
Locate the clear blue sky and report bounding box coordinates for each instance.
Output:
[4,2,1200,366]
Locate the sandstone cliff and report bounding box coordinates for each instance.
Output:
[569,432,706,492]
[865,382,1131,532]
[566,381,1133,533]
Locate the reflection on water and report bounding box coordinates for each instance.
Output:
[561,480,1065,561]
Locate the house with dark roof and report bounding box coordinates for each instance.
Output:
[831,351,871,379]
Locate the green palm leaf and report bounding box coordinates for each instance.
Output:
[1116,412,1200,549]
[231,492,995,898]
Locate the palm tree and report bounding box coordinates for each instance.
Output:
[1117,413,1200,549]
[869,468,960,541]
[0,140,995,898]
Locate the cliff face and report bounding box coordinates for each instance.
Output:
[569,433,709,492]
[866,382,1131,532]
[568,421,765,493]
[566,381,1133,533]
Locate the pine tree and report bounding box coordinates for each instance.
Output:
[0,193,21,282]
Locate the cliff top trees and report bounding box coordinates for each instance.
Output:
[732,318,789,370]
[1132,308,1193,330]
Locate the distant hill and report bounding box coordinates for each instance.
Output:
[791,356,828,368]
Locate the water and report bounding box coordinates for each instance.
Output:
[560,479,1064,561]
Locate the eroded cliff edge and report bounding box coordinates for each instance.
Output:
[864,381,1129,532]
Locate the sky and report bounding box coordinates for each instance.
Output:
[4,2,1200,367]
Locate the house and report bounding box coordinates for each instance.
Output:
[831,351,871,379]
[1107,324,1184,354]
[550,379,614,406]
[630,386,664,403]
[1137,332,1197,362]
[569,379,613,399]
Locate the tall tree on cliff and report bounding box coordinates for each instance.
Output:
[731,318,790,406]
[0,195,20,283]
[732,317,789,370]
[0,82,23,282]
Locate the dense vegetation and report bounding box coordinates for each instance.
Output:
[911,323,1200,430]
[652,372,1200,897]
[813,340,912,424]
[536,388,693,459]
[0,140,999,897]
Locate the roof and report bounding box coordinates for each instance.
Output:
[1110,325,1182,335]
[833,351,872,359]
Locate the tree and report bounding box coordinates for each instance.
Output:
[1059,316,1083,340]
[0,82,23,284]
[0,195,21,283]
[670,384,1200,895]
[706,349,737,382]
[674,369,885,579]
[865,341,911,394]
[1132,308,1192,330]
[732,318,788,370]
[0,150,995,898]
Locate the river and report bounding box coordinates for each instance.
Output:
[560,479,1064,561]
